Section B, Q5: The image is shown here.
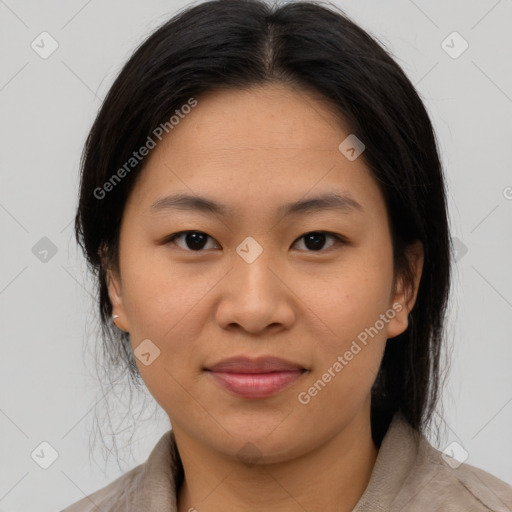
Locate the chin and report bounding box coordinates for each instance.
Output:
[212,429,309,466]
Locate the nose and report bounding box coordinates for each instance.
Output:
[214,249,296,335]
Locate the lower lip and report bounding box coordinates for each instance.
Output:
[206,370,306,398]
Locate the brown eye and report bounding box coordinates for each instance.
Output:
[166,231,220,251]
[164,230,344,253]
[292,232,344,252]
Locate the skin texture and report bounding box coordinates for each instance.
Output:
[106,83,424,512]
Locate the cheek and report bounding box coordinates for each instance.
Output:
[119,262,210,410]
[297,274,390,426]
[120,244,215,338]
[302,247,394,346]
[297,339,385,435]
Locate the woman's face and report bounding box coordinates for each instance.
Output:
[107,83,422,462]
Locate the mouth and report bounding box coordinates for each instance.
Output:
[204,356,308,399]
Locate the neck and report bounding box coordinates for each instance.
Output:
[175,404,379,512]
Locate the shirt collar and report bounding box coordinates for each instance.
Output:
[133,411,419,511]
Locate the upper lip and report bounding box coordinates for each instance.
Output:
[205,356,306,374]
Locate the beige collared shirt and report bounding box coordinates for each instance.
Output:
[60,412,512,511]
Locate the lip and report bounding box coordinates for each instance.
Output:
[205,356,306,373]
[204,356,308,399]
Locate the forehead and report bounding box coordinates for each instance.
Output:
[174,83,351,150]
[126,84,386,220]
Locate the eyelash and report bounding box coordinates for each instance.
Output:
[163,230,346,253]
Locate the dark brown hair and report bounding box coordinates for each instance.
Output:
[75,0,452,454]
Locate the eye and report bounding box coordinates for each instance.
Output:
[165,231,220,251]
[292,231,344,252]
[164,230,344,253]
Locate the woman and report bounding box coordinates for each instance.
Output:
[62,0,512,510]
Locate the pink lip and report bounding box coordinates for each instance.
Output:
[205,355,305,373]
[204,356,308,398]
[207,370,306,398]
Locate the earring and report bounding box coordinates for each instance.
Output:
[112,314,120,328]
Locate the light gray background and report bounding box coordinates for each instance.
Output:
[1,1,511,511]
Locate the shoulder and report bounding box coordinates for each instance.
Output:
[361,412,512,511]
[58,429,180,512]
[59,463,145,512]
[395,433,512,512]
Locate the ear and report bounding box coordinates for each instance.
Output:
[99,243,130,333]
[385,240,424,340]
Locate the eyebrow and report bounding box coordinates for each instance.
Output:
[149,192,364,217]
